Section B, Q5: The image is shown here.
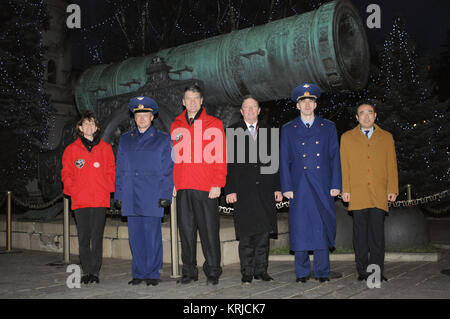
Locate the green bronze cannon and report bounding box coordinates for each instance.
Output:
[38,0,369,200]
[74,0,369,132]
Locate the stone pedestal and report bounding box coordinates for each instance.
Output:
[334,201,430,250]
[0,213,289,266]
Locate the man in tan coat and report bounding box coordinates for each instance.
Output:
[340,103,398,282]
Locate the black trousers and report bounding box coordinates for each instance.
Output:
[74,207,106,276]
[239,232,270,276]
[352,208,386,276]
[177,189,222,279]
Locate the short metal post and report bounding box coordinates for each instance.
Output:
[6,191,12,251]
[0,191,21,254]
[170,197,181,278]
[63,197,70,263]
[47,196,70,266]
[406,184,412,201]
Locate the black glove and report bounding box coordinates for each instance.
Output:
[114,200,122,209]
[159,199,171,208]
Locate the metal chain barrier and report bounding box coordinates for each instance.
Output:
[218,206,235,215]
[276,201,291,210]
[10,192,64,210]
[7,190,119,217]
[6,188,449,216]
[107,208,121,216]
[389,190,449,208]
[218,189,450,216]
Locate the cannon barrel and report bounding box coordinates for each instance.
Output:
[75,0,369,112]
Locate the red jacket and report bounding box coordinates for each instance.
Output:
[170,108,227,192]
[61,138,115,210]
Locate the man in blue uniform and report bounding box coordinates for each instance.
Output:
[280,83,341,283]
[115,96,173,286]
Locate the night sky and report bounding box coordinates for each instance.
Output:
[72,0,450,70]
[353,0,450,56]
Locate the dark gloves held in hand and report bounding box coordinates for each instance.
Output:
[115,199,170,209]
[159,199,171,208]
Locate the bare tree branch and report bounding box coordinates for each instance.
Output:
[114,0,133,54]
[159,0,185,50]
[216,0,230,33]
[267,0,275,22]
[235,0,244,29]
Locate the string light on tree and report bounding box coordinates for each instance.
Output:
[0,0,52,194]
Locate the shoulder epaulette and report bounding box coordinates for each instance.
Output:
[282,120,295,128]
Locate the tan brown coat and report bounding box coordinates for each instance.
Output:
[340,124,398,212]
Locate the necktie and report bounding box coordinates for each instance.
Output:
[249,125,256,139]
[364,130,370,138]
[306,123,310,128]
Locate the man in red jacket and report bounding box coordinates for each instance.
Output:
[61,111,115,285]
[170,84,227,285]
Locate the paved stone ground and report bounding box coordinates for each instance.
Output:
[1,249,450,300]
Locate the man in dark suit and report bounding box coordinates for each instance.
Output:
[225,95,283,284]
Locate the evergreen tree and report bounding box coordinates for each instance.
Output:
[364,17,449,197]
[436,31,450,102]
[0,0,51,195]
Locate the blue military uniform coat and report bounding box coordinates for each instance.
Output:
[115,125,173,216]
[280,116,341,251]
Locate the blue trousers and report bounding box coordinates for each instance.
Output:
[295,249,330,278]
[128,216,162,279]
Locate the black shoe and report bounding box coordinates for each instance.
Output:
[254,273,274,281]
[296,276,309,283]
[146,279,159,286]
[179,275,198,284]
[241,275,253,284]
[81,275,90,285]
[207,276,219,285]
[128,278,144,285]
[90,275,100,284]
[315,277,330,283]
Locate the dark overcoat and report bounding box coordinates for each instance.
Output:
[280,116,341,251]
[225,120,281,239]
[114,125,173,217]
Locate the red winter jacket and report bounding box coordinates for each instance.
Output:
[61,138,115,210]
[170,108,227,192]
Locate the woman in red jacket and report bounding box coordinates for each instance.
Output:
[61,111,115,285]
